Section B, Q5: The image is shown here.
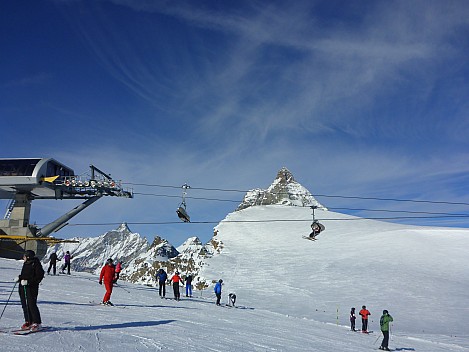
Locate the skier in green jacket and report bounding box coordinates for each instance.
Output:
[379,310,394,351]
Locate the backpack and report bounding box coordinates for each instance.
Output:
[33,258,45,284]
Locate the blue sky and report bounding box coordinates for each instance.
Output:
[1,0,469,245]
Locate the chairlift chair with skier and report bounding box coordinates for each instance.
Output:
[304,205,325,241]
[176,183,191,223]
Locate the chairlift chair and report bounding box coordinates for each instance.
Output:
[308,206,325,238]
[176,183,191,222]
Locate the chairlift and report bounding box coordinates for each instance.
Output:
[176,183,191,222]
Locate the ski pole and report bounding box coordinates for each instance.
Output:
[24,285,31,323]
[373,332,381,345]
[0,282,17,321]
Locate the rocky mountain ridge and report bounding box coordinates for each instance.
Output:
[237,167,326,210]
[43,167,322,290]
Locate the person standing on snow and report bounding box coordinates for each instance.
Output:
[61,251,72,275]
[47,252,60,276]
[350,307,357,331]
[379,310,394,351]
[16,250,45,331]
[99,258,116,306]
[185,273,193,297]
[214,279,223,306]
[115,261,122,281]
[359,305,371,332]
[156,268,167,298]
[170,271,182,301]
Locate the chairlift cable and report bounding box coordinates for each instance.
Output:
[124,182,469,207]
[43,213,469,228]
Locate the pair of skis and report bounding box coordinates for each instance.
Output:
[302,236,318,241]
[0,326,50,335]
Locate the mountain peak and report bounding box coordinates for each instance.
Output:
[237,167,326,210]
[117,222,132,234]
[275,167,295,184]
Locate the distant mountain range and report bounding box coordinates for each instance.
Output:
[43,167,324,289]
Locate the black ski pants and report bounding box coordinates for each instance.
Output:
[381,330,389,348]
[159,282,166,297]
[216,293,221,305]
[172,282,180,300]
[19,284,41,324]
[62,261,71,274]
[362,318,368,332]
[48,261,57,275]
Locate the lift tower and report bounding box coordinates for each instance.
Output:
[0,158,132,259]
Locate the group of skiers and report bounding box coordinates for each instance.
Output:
[155,268,195,301]
[12,250,395,350]
[46,251,72,275]
[350,305,394,351]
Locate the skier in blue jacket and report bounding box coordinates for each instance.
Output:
[156,268,167,298]
[214,279,223,306]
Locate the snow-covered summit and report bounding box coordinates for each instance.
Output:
[237,167,326,210]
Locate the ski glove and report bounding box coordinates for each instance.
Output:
[14,276,20,283]
[99,280,102,285]
[21,280,28,286]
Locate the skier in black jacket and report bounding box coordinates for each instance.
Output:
[15,250,45,331]
[47,252,60,275]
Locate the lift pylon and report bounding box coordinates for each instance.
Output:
[0,158,132,259]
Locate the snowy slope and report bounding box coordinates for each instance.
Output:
[199,205,469,340]
[0,256,467,352]
[1,205,468,351]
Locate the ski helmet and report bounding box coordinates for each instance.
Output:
[383,310,388,314]
[219,279,223,283]
[106,258,113,264]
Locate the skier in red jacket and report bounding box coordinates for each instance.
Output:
[359,305,371,332]
[99,258,116,306]
[170,271,182,301]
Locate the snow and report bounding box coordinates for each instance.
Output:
[1,205,469,351]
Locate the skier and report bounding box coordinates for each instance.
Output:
[350,307,357,331]
[15,250,45,331]
[309,222,322,239]
[185,273,193,297]
[115,261,122,281]
[170,271,182,301]
[99,258,116,306]
[229,293,236,307]
[47,252,60,276]
[61,251,72,275]
[214,279,223,306]
[379,310,394,351]
[359,305,371,332]
[156,268,167,298]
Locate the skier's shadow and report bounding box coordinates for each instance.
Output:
[394,348,415,351]
[54,320,175,331]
